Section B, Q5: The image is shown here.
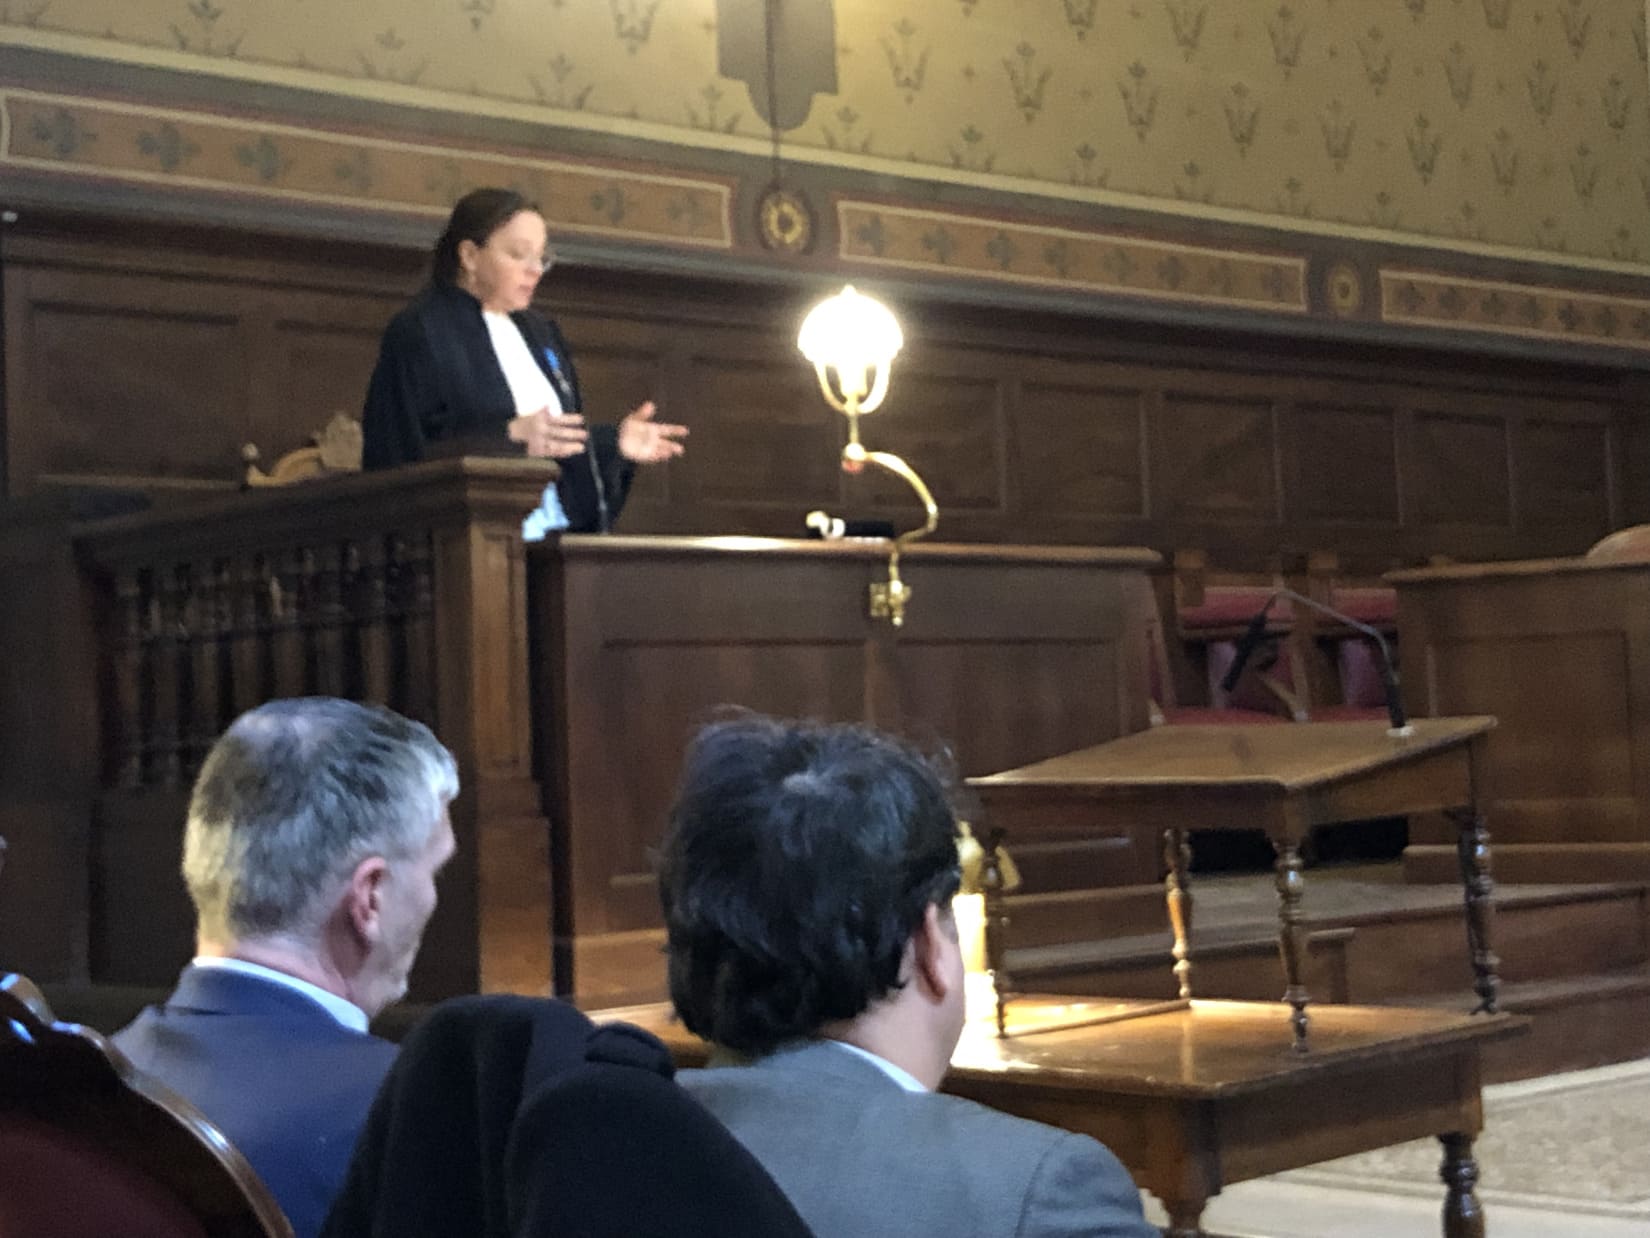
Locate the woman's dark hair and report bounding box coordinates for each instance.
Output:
[658,714,963,1057]
[431,187,539,286]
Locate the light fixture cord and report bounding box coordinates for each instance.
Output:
[764,0,784,187]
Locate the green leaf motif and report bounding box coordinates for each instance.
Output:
[135,122,199,172]
[30,107,95,159]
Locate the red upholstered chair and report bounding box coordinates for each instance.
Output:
[1135,573,1291,726]
[1168,551,1302,723]
[1295,552,1400,722]
[1586,524,1650,563]
[0,974,291,1238]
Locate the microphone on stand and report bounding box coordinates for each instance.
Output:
[1219,587,1412,738]
[1218,604,1280,697]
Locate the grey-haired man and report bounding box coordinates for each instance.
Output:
[115,698,458,1238]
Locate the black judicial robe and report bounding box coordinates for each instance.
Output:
[360,282,634,533]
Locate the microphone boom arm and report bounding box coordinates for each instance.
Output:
[1221,587,1411,738]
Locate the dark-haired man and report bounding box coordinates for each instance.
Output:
[659,714,1154,1238]
[115,698,458,1238]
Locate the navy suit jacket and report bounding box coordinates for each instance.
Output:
[113,966,398,1238]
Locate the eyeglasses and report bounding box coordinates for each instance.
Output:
[493,243,557,272]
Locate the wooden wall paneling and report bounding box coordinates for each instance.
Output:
[1151,385,1281,531]
[550,308,681,514]
[671,328,843,530]
[1285,390,1402,531]
[254,299,400,457]
[1407,403,1513,534]
[1511,400,1617,546]
[5,214,1648,567]
[1013,365,1149,531]
[11,264,251,489]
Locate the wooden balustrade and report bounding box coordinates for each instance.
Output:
[0,458,559,999]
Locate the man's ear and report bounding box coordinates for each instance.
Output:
[344,856,390,944]
[911,903,957,1004]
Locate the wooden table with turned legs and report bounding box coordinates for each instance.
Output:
[968,717,1505,1051]
[604,997,1527,1238]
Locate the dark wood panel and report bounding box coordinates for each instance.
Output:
[676,351,841,508]
[1411,411,1511,528]
[1289,402,1399,525]
[536,538,1156,997]
[24,293,248,483]
[1016,379,1146,518]
[2,211,1643,566]
[1516,417,1612,536]
[859,369,1003,510]
[1152,393,1278,523]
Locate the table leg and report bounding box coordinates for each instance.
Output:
[1273,840,1311,1051]
[981,828,1015,1038]
[1439,1132,1485,1238]
[1164,827,1194,1000]
[1162,1198,1208,1238]
[1446,808,1501,1014]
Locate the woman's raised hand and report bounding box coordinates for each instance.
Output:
[509,408,589,459]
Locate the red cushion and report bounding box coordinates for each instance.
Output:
[0,1118,208,1238]
[1179,588,1291,633]
[1328,586,1396,626]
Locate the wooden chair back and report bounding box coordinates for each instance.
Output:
[0,974,292,1238]
[241,412,362,489]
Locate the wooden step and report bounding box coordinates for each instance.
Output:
[1007,926,1355,1004]
[1405,842,1650,885]
[1406,970,1650,1082]
[1004,874,1647,996]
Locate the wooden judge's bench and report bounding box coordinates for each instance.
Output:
[1391,550,1650,885]
[0,458,1160,1002]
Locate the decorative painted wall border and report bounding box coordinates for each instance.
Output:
[836,200,1309,316]
[0,88,733,249]
[1380,269,1650,353]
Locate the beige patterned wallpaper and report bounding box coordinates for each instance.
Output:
[2,0,1647,271]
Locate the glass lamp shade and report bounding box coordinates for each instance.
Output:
[797,285,903,412]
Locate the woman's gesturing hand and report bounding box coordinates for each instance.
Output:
[509,408,589,459]
[617,401,689,465]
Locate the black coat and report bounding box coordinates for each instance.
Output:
[360,282,633,532]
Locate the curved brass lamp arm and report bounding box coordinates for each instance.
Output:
[832,442,938,628]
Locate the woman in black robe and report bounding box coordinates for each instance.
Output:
[361,188,686,533]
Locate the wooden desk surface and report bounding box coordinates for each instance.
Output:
[604,997,1527,1233]
[605,997,1525,1102]
[970,718,1496,797]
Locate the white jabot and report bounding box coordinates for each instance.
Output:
[482,311,569,541]
[825,1038,928,1093]
[483,311,559,416]
[189,956,370,1033]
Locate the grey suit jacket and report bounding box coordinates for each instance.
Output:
[678,1040,1156,1238]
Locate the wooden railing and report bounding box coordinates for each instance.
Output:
[0,458,559,999]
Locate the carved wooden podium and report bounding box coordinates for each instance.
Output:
[0,464,1159,1003]
[0,459,559,1000]
[530,534,1159,1001]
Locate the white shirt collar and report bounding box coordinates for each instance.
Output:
[190,956,370,1033]
[825,1038,928,1093]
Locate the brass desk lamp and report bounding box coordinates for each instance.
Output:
[797,285,937,626]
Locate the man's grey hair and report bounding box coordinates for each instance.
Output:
[182,697,459,944]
